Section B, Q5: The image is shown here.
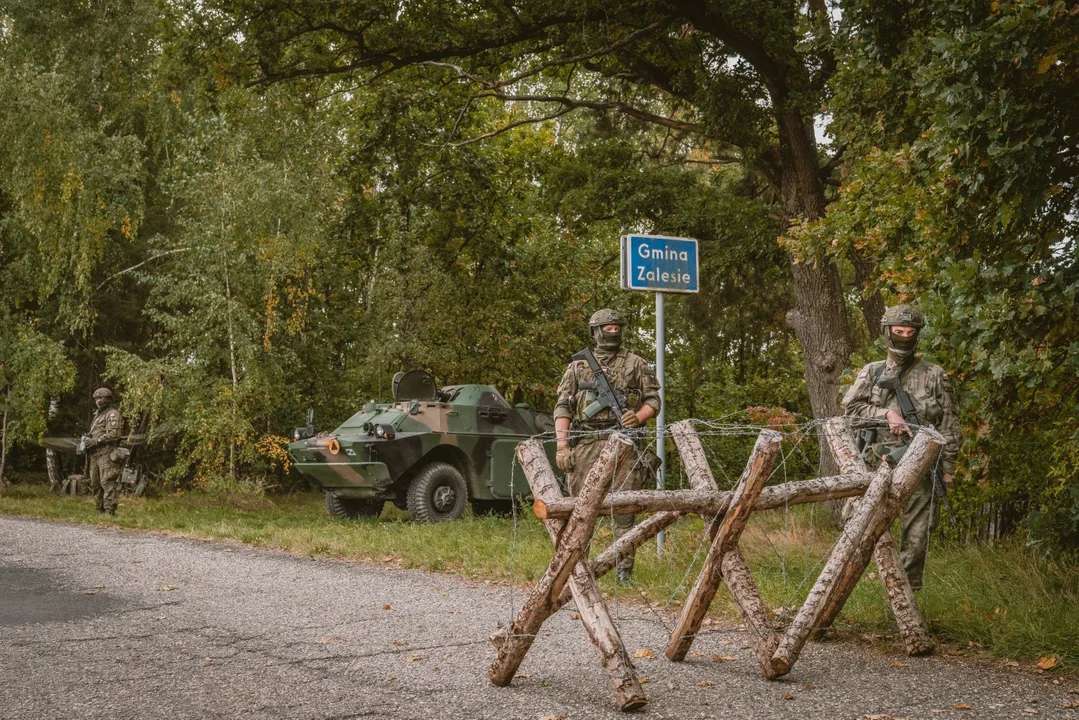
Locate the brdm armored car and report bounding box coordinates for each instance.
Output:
[288,370,556,522]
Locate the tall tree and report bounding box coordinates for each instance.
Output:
[193,0,855,429]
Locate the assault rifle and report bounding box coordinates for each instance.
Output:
[569,348,628,446]
[877,374,948,498]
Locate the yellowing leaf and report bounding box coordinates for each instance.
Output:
[1036,654,1060,670]
[783,693,795,700]
[633,648,654,659]
[1037,52,1060,74]
[892,660,906,668]
[953,703,973,710]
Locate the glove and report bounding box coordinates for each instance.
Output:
[620,409,641,429]
[555,445,574,473]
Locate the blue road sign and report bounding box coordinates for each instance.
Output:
[620,234,700,294]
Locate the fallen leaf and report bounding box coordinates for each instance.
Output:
[783,693,795,700]
[867,572,878,581]
[1037,654,1060,670]
[892,660,906,668]
[803,683,818,690]
[637,676,649,684]
[1022,709,1037,715]
[405,654,423,663]
[633,648,655,659]
[94,585,104,589]
[203,657,213,664]
[698,680,714,687]
[83,591,96,596]
[1061,701,1079,709]
[384,674,395,681]
[157,585,179,592]
[538,715,565,720]
[1003,660,1021,667]
[691,651,703,658]
[712,654,736,663]
[570,613,580,620]
[382,603,392,610]
[954,703,973,710]
[515,673,531,680]
[392,641,407,647]
[153,615,167,620]
[315,637,333,645]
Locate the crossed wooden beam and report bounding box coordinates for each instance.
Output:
[489,419,945,711]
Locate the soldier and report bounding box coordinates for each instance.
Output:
[842,305,962,590]
[85,387,124,516]
[553,309,661,584]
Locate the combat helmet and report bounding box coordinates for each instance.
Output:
[92,387,113,400]
[880,304,924,358]
[589,308,624,351]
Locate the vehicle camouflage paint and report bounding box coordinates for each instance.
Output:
[288,370,556,522]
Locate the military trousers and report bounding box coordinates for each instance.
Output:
[566,435,648,571]
[865,442,940,590]
[89,451,121,513]
[899,470,939,591]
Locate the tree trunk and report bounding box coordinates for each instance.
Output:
[775,107,852,477]
[0,402,8,494]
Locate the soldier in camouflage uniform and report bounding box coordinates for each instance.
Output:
[842,305,962,589]
[86,387,124,515]
[553,309,661,584]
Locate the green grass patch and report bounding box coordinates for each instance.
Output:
[2,484,1076,670]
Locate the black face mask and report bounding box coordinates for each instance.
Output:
[594,326,622,351]
[885,327,919,358]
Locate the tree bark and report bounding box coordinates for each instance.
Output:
[511,438,648,711]
[488,434,632,688]
[665,431,782,663]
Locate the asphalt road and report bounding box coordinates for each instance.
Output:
[1,515,1076,720]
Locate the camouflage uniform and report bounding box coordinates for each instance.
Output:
[553,313,661,573]
[841,306,961,589]
[87,388,123,514]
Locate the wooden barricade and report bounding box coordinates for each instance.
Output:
[490,418,945,710]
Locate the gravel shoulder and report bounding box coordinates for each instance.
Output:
[1,515,1076,720]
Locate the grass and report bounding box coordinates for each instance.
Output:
[2,483,1076,672]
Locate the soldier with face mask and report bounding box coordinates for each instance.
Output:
[85,387,124,515]
[553,309,661,584]
[842,305,962,589]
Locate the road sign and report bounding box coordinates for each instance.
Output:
[620,234,699,294]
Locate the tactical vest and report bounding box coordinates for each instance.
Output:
[571,350,642,427]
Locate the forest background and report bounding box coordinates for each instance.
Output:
[0,0,1076,554]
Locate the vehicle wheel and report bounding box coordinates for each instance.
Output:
[470,499,516,518]
[325,491,383,520]
[407,462,468,523]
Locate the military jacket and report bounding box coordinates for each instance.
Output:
[553,348,661,428]
[89,406,123,457]
[842,356,962,475]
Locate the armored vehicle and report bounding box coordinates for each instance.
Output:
[288,370,556,522]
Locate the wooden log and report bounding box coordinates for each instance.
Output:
[722,550,781,678]
[770,427,944,677]
[769,461,895,678]
[669,419,718,491]
[665,431,782,663]
[873,532,934,656]
[821,420,935,654]
[533,472,872,520]
[488,434,631,687]
[520,438,647,711]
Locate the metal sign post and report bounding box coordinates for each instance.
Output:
[620,234,699,556]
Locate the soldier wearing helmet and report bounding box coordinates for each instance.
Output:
[842,305,962,589]
[553,308,661,584]
[85,387,124,515]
